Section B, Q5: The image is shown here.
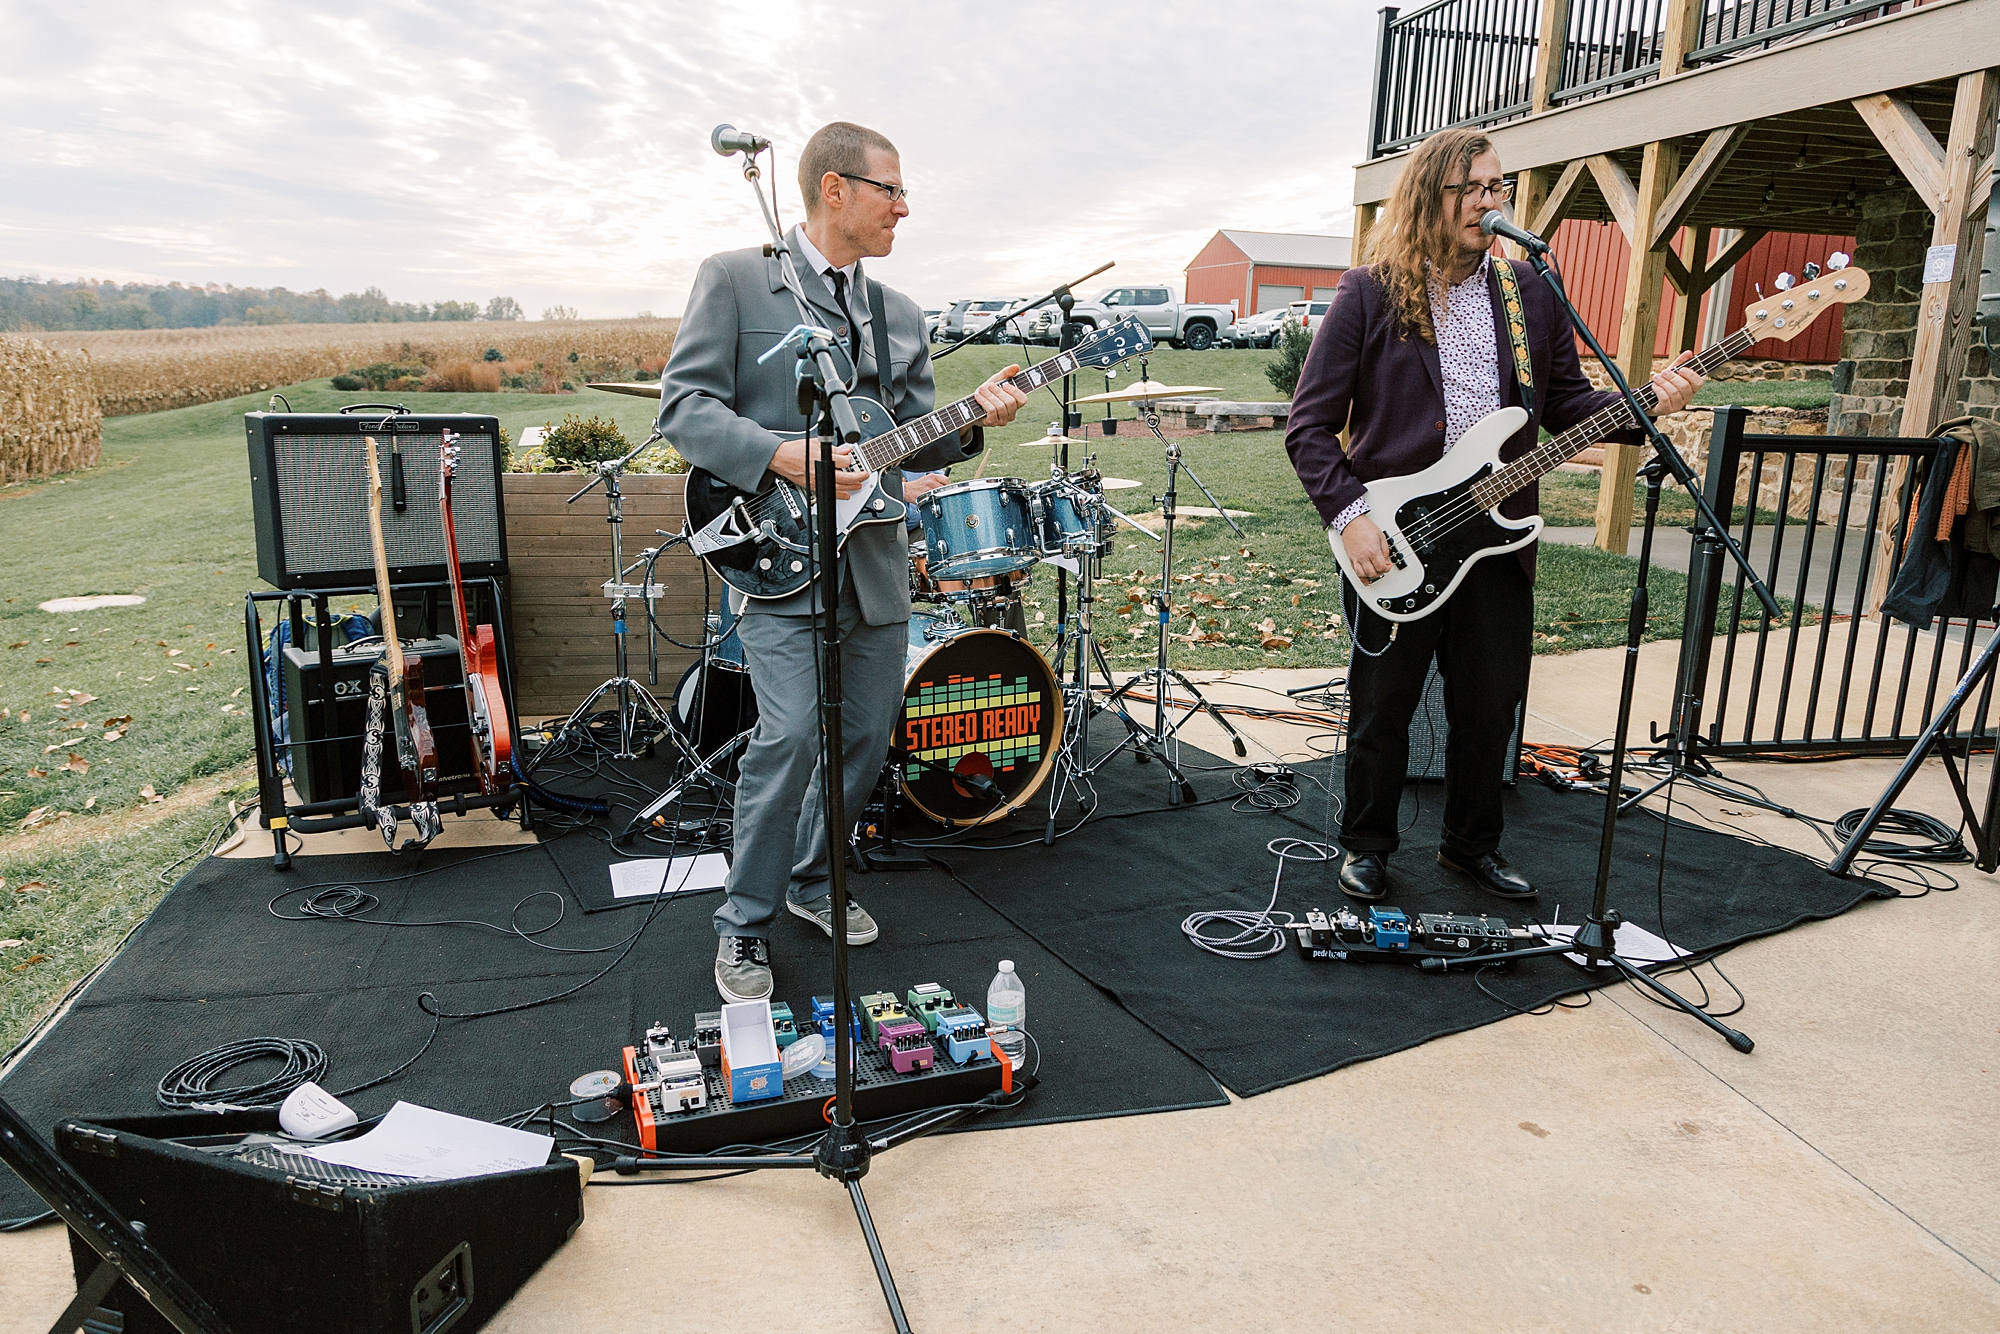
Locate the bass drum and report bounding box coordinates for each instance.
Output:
[896,611,1061,828]
[672,595,756,756]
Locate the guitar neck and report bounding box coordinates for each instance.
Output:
[1475,327,1756,511]
[848,350,1089,474]
[439,475,476,651]
[363,438,407,687]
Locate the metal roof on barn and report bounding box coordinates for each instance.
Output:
[1216,231,1353,268]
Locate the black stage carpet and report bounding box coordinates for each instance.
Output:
[0,832,1226,1221]
[2,741,1890,1220]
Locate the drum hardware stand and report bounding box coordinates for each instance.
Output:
[1099,391,1250,800]
[539,431,684,765]
[615,725,750,847]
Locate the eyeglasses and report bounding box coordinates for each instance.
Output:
[1442,179,1515,203]
[841,173,910,204]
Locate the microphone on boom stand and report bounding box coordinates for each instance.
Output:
[1479,209,1550,254]
[711,123,770,157]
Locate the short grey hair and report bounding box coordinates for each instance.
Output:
[798,122,898,214]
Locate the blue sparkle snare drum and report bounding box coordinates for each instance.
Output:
[915,478,1038,581]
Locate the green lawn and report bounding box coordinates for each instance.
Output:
[0,350,1749,1053]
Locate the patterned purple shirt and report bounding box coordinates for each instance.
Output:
[1332,255,1499,532]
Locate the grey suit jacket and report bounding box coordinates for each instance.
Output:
[658,225,984,623]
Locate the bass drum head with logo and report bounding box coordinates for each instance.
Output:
[672,660,756,758]
[897,614,1060,828]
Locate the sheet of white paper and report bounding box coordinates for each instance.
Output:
[295,1101,552,1181]
[1530,919,1690,967]
[610,852,730,900]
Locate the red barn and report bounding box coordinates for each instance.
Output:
[1185,231,1353,316]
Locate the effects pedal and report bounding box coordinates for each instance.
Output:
[936,1006,994,1064]
[1292,905,1530,968]
[906,982,955,1031]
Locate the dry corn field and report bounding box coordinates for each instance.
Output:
[1,334,102,482]
[45,318,679,417]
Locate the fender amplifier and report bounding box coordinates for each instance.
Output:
[247,412,508,589]
[282,636,475,804]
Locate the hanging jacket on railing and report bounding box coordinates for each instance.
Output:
[1883,417,2000,628]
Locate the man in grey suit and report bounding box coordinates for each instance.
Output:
[658,121,1028,1002]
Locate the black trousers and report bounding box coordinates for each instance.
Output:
[1342,555,1532,859]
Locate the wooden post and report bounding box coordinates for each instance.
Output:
[1531,0,1568,112]
[1593,139,1683,553]
[1897,69,1999,438]
[1676,226,1712,353]
[1353,201,1381,265]
[1657,0,1705,77]
[1508,167,1550,263]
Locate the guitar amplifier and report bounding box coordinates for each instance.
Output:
[247,411,508,590]
[282,636,475,804]
[1405,657,1523,787]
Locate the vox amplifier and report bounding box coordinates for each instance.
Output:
[247,411,508,589]
[282,636,475,804]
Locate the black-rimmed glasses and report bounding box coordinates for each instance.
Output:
[1442,179,1515,203]
[841,173,909,203]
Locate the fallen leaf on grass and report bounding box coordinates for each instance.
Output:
[68,691,96,705]
[35,658,51,664]
[8,641,26,649]
[231,687,243,698]
[11,955,48,971]
[13,881,42,893]
[83,796,96,809]
[220,704,238,714]
[26,768,48,779]
[166,648,182,657]
[62,754,88,774]
[43,744,59,754]
[103,715,131,727]
[0,939,24,949]
[16,711,26,723]
[1260,635,1293,650]
[139,785,162,802]
[103,731,123,742]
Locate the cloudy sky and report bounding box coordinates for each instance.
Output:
[3,1,1379,318]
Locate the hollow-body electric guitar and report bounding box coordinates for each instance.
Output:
[685,316,1154,600]
[439,429,513,792]
[1332,258,1871,622]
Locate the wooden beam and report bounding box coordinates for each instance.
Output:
[1650,125,1750,250]
[1587,154,1639,240]
[1508,166,1551,263]
[1662,247,1692,295]
[1852,92,1947,213]
[1353,0,2000,197]
[1676,227,1712,353]
[1899,68,1999,439]
[1352,201,1380,266]
[1658,0,1705,76]
[1707,227,1767,282]
[1972,150,1995,216]
[1595,139,1682,554]
[1530,0,1569,114]
[1531,159,1592,236]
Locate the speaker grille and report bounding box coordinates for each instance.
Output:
[1406,658,1523,785]
[249,414,507,589]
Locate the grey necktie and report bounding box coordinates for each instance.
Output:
[828,269,860,364]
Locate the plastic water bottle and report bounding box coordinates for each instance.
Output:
[986,960,1028,1068]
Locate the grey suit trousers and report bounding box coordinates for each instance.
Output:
[714,587,907,938]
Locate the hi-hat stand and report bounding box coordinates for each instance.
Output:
[1099,384,1250,800]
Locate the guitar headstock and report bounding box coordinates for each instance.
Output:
[1070,316,1155,369]
[364,434,383,497]
[1742,253,1869,343]
[439,428,461,483]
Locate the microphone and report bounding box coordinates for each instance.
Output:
[711,124,769,157]
[1480,209,1550,254]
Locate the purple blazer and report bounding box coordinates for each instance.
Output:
[1284,260,1642,578]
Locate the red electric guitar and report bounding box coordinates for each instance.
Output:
[364,436,439,801]
[439,430,514,792]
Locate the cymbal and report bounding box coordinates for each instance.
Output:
[1097,476,1141,490]
[1016,436,1092,446]
[1073,382,1222,404]
[586,381,663,398]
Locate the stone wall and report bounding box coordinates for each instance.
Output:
[1828,184,1999,434]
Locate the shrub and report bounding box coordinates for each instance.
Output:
[1265,321,1313,397]
[330,373,365,391]
[483,347,504,362]
[343,361,428,390]
[510,412,686,474]
[423,359,503,393]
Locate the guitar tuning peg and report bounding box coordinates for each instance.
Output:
[1827,251,1850,270]
[1773,271,1796,291]
[1802,262,1822,280]
[1754,281,1765,298]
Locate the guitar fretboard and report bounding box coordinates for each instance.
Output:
[1470,327,1756,511]
[851,351,1085,474]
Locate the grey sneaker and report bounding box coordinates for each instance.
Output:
[715,935,773,1003]
[787,894,880,945]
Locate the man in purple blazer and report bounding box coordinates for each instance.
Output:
[1285,127,1703,902]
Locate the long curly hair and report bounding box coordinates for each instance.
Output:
[1364,127,1494,344]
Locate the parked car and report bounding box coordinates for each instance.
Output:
[938,298,1026,344]
[923,308,945,341]
[1227,307,1288,348]
[1285,299,1333,334]
[1062,285,1236,350]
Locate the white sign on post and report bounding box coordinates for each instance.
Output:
[1923,244,1957,284]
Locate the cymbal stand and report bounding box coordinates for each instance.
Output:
[540,433,686,764]
[1100,399,1248,800]
[1040,474,1189,840]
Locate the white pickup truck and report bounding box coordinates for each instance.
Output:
[1030,284,1237,350]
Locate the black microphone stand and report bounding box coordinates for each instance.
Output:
[1403,240,1778,1053]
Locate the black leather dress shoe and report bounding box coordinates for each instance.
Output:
[1339,852,1390,901]
[1437,849,1537,900]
